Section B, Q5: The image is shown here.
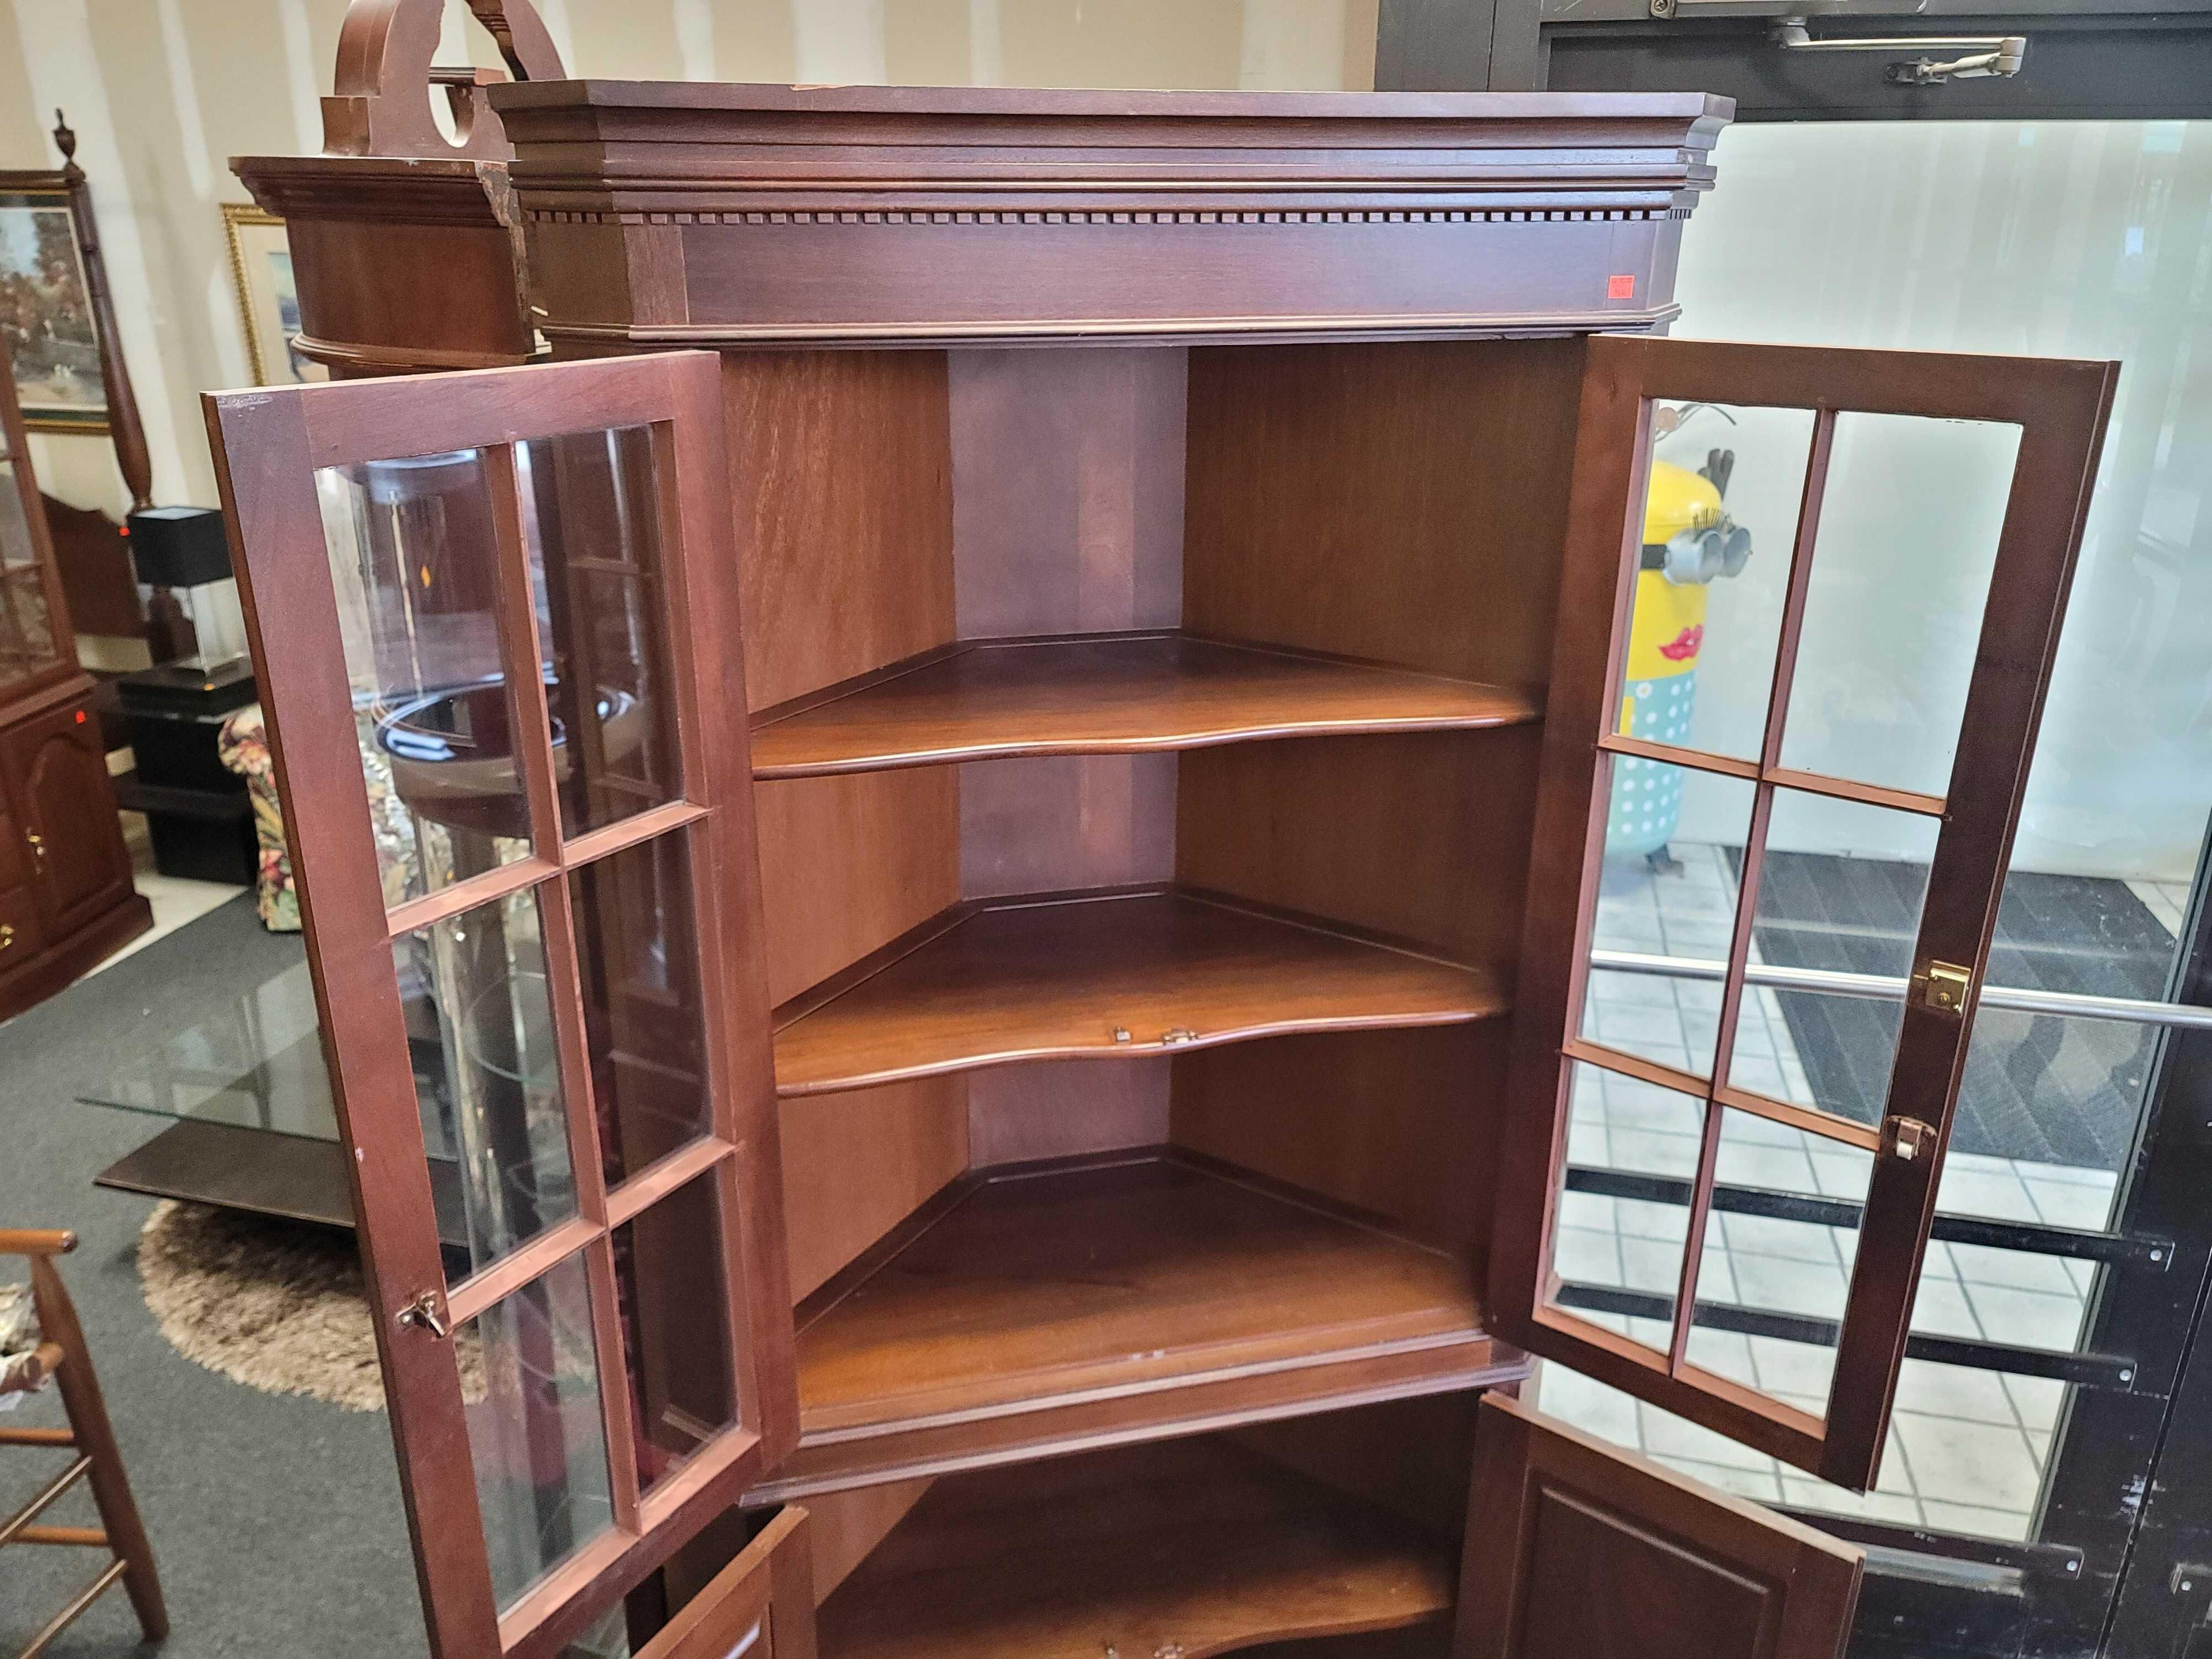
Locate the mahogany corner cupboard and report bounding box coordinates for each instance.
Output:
[207,78,2116,1659]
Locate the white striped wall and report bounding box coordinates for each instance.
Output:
[2,0,1378,513]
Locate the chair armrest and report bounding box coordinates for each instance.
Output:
[0,1229,78,1257]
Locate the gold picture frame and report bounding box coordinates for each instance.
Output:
[222,203,324,387]
[0,176,107,434]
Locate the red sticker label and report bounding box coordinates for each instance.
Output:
[1607,274,1637,300]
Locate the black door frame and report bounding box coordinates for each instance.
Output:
[1376,0,2212,118]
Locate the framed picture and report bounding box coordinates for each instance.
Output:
[0,180,105,433]
[222,203,325,387]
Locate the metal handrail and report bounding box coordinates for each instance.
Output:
[1590,948,2212,1033]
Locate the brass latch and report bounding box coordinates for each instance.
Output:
[1883,1116,1937,1163]
[1911,959,1973,1014]
[396,1290,450,1339]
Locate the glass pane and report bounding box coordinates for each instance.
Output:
[397,885,578,1278]
[1779,412,2022,798]
[1550,1059,1707,1350]
[0,462,56,689]
[1936,1007,2135,1232]
[570,831,712,1188]
[519,426,683,840]
[1585,766,1756,1077]
[316,449,534,907]
[558,1603,632,1659]
[1688,1108,1876,1414]
[460,1251,616,1611]
[1729,790,1940,1127]
[1620,403,1815,763]
[615,1172,738,1494]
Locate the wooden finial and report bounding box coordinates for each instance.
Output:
[52,110,83,184]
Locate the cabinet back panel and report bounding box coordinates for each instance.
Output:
[960,753,1177,899]
[1232,1392,1483,1543]
[725,349,956,711]
[1169,1021,1510,1262]
[757,767,960,1007]
[1184,338,1586,689]
[1176,726,1543,974]
[949,347,1186,639]
[965,1058,1172,1168]
[779,1075,970,1303]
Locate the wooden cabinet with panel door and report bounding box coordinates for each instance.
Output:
[211,56,2113,1659]
[0,318,149,1019]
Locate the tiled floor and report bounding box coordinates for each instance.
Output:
[1535,838,2130,1541]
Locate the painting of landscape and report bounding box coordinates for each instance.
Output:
[0,191,104,431]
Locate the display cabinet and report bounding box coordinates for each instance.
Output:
[0,357,149,1016]
[211,68,2114,1659]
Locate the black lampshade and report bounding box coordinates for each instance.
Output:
[126,506,231,589]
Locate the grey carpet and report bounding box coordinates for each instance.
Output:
[0,895,427,1658]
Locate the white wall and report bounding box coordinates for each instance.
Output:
[1668,120,2212,884]
[1,0,1378,518]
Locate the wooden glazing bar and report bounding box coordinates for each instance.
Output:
[1668,782,1775,1368]
[384,857,562,941]
[1529,1304,1826,1470]
[494,1522,631,1657]
[445,1214,601,1327]
[535,870,609,1232]
[1762,767,1945,817]
[603,1137,734,1230]
[582,1233,646,1533]
[634,1416,760,1533]
[646,420,710,816]
[1559,1035,1709,1103]
[1758,408,1835,772]
[1594,733,1761,781]
[484,444,566,870]
[562,799,707,869]
[1713,1084,1884,1154]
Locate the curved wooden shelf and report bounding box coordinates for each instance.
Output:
[748,631,1538,778]
[771,888,1502,1098]
[816,1430,1457,1659]
[791,1150,1491,1456]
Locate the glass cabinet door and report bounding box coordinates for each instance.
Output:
[1496,336,2118,1491]
[0,366,75,695]
[204,353,797,1659]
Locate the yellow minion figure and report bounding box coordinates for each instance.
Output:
[1608,446,1751,861]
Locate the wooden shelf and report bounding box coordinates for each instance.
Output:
[749,631,1537,778]
[756,1150,1508,1495]
[816,1431,1457,1659]
[771,888,1502,1097]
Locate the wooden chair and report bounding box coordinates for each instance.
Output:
[1,1229,167,1658]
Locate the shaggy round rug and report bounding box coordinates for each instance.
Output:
[138,1200,481,1412]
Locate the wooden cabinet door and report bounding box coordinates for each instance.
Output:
[634,1508,817,1659]
[204,353,798,1659]
[1457,1393,1861,1659]
[1494,338,2118,1490]
[2,698,132,935]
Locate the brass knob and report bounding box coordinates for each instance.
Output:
[0,925,14,949]
[24,832,41,859]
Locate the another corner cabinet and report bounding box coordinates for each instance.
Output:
[0,353,149,1016]
[209,84,2115,1659]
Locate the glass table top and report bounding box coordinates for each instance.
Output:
[78,957,340,1143]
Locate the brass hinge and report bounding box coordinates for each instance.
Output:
[1911,959,1973,1014]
